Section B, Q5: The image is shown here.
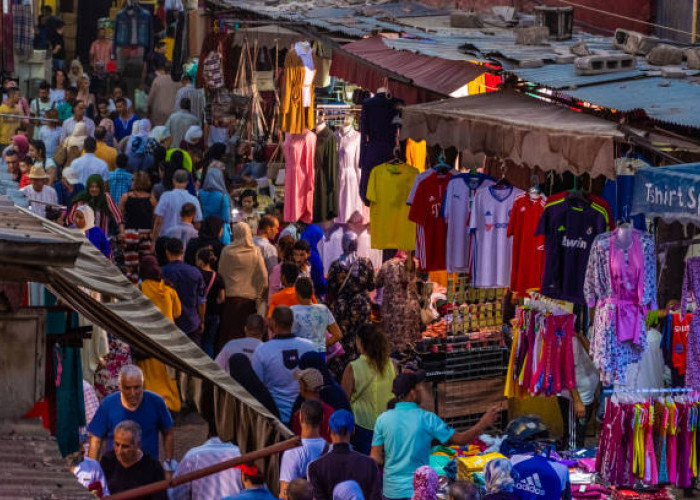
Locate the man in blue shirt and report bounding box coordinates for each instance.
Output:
[161,237,206,344]
[152,169,202,240]
[87,365,175,469]
[371,371,500,500]
[222,464,276,500]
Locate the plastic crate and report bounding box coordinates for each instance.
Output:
[417,335,509,382]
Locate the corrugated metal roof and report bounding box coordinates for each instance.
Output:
[507,65,646,90]
[0,420,94,499]
[562,77,700,127]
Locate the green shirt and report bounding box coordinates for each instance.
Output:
[350,355,394,430]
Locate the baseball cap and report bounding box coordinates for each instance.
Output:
[328,409,355,435]
[62,166,80,185]
[294,368,324,392]
[392,370,426,399]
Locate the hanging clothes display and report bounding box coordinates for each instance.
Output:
[441,172,495,274]
[506,305,577,397]
[359,92,404,204]
[597,397,699,488]
[508,192,547,295]
[469,184,523,288]
[602,156,648,231]
[12,3,33,58]
[662,310,692,386]
[405,138,427,172]
[366,162,418,250]
[170,11,187,81]
[536,195,609,304]
[113,4,154,53]
[408,169,452,272]
[584,228,656,385]
[281,42,316,134]
[318,223,382,275]
[283,130,316,224]
[313,123,338,223]
[335,125,364,224]
[681,257,700,390]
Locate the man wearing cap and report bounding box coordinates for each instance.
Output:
[53,165,84,212]
[307,409,381,500]
[21,165,58,218]
[251,306,315,424]
[222,464,276,500]
[290,368,334,441]
[371,371,500,500]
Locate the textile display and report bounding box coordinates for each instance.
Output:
[335,125,364,224]
[359,92,404,204]
[508,193,547,294]
[283,131,316,224]
[681,257,700,390]
[313,125,338,222]
[281,43,317,134]
[584,228,656,385]
[12,3,33,58]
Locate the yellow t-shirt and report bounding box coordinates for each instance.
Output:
[366,162,418,250]
[94,141,118,171]
[0,103,21,145]
[406,138,427,172]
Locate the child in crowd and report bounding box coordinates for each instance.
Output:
[18,159,31,188]
[233,189,260,236]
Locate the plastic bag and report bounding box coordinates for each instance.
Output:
[134,89,148,115]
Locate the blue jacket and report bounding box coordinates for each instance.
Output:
[113,6,153,53]
[301,224,328,295]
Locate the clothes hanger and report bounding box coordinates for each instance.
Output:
[492,161,511,189]
[387,146,402,172]
[528,174,541,198]
[432,153,451,174]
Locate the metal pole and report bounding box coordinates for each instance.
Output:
[103,437,302,500]
[694,0,699,43]
[0,112,61,123]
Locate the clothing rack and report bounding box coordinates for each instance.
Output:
[0,113,60,123]
[603,387,696,395]
[657,237,700,250]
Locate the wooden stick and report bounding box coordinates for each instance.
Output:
[104,437,301,500]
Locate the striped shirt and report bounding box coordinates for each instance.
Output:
[21,184,58,218]
[168,438,243,500]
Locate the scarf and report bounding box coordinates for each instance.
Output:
[484,458,516,494]
[12,134,28,160]
[202,167,227,193]
[229,222,255,250]
[411,466,438,500]
[338,231,359,273]
[76,204,95,233]
[72,174,110,214]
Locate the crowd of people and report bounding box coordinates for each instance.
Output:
[0,10,509,500]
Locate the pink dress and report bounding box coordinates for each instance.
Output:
[283,130,316,223]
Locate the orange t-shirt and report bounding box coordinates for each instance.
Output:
[267,287,316,317]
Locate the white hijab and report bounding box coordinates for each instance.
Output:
[76,204,95,234]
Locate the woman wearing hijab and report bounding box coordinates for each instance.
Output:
[73,205,111,258]
[376,251,421,356]
[55,121,88,167]
[227,353,279,418]
[11,134,29,161]
[99,118,116,147]
[217,222,268,352]
[125,118,153,172]
[299,351,351,410]
[119,171,156,283]
[67,59,84,87]
[412,466,439,500]
[483,458,518,500]
[69,174,123,235]
[184,215,225,268]
[199,168,232,244]
[327,231,375,372]
[200,142,226,181]
[300,224,328,296]
[137,255,182,412]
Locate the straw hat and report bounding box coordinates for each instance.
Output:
[28,165,49,180]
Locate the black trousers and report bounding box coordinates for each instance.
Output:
[557,396,593,450]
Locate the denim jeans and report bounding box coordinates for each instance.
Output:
[201,315,220,358]
[350,425,374,455]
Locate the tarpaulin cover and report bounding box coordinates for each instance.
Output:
[0,204,292,490]
[401,90,623,178]
[331,36,486,105]
[632,164,700,222]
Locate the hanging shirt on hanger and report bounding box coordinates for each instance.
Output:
[508,193,547,294]
[469,184,523,288]
[408,170,452,272]
[441,173,495,274]
[294,42,314,108]
[366,162,418,250]
[335,126,364,224]
[536,197,607,304]
[405,138,427,172]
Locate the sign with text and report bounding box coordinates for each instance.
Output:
[632,163,700,222]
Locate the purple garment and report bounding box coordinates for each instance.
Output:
[681,257,700,390]
[609,230,645,344]
[358,93,404,205]
[161,260,206,339]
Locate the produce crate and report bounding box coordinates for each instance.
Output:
[433,377,508,431]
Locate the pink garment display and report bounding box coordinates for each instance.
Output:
[283,131,316,223]
[335,126,366,223]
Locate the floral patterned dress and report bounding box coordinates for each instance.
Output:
[327,257,375,377]
[93,334,132,399]
[681,257,700,390]
[376,257,421,354]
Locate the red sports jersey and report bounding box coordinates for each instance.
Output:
[671,312,692,376]
[507,193,546,294]
[408,171,452,272]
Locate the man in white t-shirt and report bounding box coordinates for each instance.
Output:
[290,277,342,353]
[215,314,264,372]
[279,400,328,499]
[252,306,315,423]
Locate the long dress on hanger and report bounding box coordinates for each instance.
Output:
[283,130,316,223]
[681,257,700,390]
[280,45,316,135]
[584,228,656,385]
[335,126,364,223]
[313,125,338,222]
[376,256,421,354]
